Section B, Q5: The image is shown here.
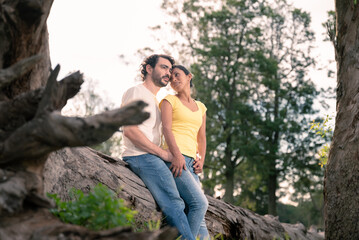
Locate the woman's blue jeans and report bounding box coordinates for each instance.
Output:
[123,154,195,240]
[166,155,209,239]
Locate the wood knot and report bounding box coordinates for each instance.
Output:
[17,0,43,26]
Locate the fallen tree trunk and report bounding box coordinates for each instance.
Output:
[43,147,324,240]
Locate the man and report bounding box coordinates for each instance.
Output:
[121,54,195,240]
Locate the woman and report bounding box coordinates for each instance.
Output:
[160,65,209,239]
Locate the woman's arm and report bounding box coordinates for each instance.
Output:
[194,113,206,173]
[161,100,186,177]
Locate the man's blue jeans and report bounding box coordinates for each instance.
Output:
[165,155,209,239]
[123,154,195,240]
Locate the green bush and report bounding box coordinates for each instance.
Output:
[47,183,137,230]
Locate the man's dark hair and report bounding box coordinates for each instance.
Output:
[140,54,175,81]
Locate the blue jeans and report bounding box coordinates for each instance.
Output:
[123,154,195,240]
[166,155,209,239]
[186,157,210,240]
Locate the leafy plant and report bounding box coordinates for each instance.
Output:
[47,183,137,230]
[213,233,224,240]
[145,219,161,232]
[310,115,333,167]
[310,115,333,138]
[317,144,330,168]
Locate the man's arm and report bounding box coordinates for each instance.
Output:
[123,125,172,162]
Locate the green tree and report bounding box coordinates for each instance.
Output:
[250,1,322,215]
[189,0,264,204]
[160,0,324,214]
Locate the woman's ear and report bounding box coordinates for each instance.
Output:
[188,73,193,81]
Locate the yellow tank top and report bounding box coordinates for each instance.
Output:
[160,95,207,159]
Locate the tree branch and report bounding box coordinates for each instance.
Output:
[0,62,148,164]
[0,100,149,164]
[35,64,61,116]
[0,70,83,140]
[0,55,42,90]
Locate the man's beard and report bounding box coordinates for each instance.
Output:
[152,71,169,87]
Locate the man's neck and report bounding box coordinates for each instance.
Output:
[143,79,160,96]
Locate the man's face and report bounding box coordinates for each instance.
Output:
[151,57,172,87]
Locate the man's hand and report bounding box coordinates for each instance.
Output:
[160,149,174,162]
[193,154,204,174]
[170,154,186,177]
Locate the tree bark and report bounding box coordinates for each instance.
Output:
[325,1,359,238]
[0,0,53,98]
[223,153,235,204]
[267,87,280,216]
[268,170,277,216]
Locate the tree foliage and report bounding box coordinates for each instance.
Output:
[158,0,326,216]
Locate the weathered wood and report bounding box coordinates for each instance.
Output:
[43,147,324,240]
[0,63,149,165]
[0,55,42,90]
[0,0,54,97]
[0,70,83,140]
[0,208,178,240]
[324,0,359,239]
[0,168,51,215]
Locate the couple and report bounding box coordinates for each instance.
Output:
[121,54,209,240]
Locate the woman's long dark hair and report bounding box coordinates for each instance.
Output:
[173,65,193,87]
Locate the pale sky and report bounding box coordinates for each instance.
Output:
[48,0,336,110]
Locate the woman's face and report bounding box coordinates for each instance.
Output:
[170,68,191,92]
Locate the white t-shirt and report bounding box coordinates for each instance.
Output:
[121,84,162,157]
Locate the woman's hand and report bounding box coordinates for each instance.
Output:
[193,154,204,174]
[170,154,186,177]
